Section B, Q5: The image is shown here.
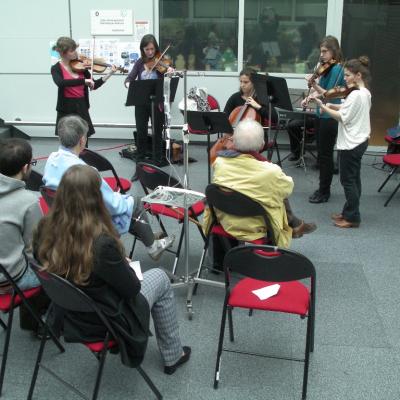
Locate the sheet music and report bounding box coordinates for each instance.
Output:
[141,186,205,209]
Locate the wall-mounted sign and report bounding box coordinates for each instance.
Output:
[90,10,133,35]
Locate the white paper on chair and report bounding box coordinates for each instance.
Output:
[129,261,143,281]
[252,284,280,300]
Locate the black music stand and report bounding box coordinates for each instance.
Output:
[187,111,233,183]
[126,79,166,165]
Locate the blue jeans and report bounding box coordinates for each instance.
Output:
[17,265,40,291]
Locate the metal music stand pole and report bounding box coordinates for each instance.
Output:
[168,70,224,319]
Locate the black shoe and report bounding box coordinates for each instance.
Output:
[309,190,330,203]
[164,346,191,375]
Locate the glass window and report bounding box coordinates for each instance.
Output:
[159,0,239,72]
[243,0,328,73]
[342,0,400,145]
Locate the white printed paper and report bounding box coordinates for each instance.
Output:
[129,261,143,281]
[252,284,280,300]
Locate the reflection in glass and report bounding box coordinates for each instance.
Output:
[159,0,239,71]
[244,0,327,73]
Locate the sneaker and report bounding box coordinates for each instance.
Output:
[164,346,191,375]
[148,235,175,261]
[154,231,168,240]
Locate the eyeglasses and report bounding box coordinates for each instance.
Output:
[30,159,37,166]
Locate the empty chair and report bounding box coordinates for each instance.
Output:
[377,153,400,206]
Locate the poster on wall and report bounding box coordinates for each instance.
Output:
[134,20,150,41]
[91,10,133,36]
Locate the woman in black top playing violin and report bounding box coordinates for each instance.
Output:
[124,35,174,165]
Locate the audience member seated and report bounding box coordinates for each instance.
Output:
[203,120,316,269]
[43,115,174,260]
[0,138,48,333]
[33,164,190,373]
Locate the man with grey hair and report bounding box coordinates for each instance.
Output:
[43,115,174,260]
[208,119,316,254]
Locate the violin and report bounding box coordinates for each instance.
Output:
[70,55,127,74]
[323,84,359,100]
[144,45,173,75]
[308,59,337,88]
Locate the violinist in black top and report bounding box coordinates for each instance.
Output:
[51,37,116,141]
[124,34,174,164]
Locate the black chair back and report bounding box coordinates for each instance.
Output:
[26,169,43,192]
[39,186,56,208]
[136,162,181,193]
[80,149,126,193]
[30,261,117,337]
[205,183,276,245]
[224,244,315,283]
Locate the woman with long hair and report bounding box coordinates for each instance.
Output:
[314,57,371,228]
[124,34,174,164]
[33,164,190,373]
[306,35,345,203]
[51,37,117,141]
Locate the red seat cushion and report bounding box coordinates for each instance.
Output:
[39,197,49,215]
[0,286,42,312]
[385,135,400,144]
[146,200,205,220]
[383,153,400,166]
[84,340,118,352]
[228,278,310,316]
[211,224,267,244]
[103,177,132,193]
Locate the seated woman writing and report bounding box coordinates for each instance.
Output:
[33,164,190,374]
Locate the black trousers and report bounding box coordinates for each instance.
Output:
[317,118,338,194]
[135,103,164,161]
[338,140,368,223]
[287,117,315,156]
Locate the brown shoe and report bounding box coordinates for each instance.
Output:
[331,213,343,221]
[334,219,360,228]
[303,222,317,235]
[292,222,305,238]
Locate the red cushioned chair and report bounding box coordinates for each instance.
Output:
[28,262,162,400]
[25,169,44,192]
[377,153,400,206]
[0,264,64,396]
[80,148,132,194]
[214,245,315,400]
[196,183,276,281]
[132,162,206,275]
[384,134,400,155]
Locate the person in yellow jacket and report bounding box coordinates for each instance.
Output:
[203,119,316,270]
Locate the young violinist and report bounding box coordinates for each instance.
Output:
[124,34,174,164]
[51,37,117,141]
[314,57,371,228]
[304,36,345,204]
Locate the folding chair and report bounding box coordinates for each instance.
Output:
[28,262,162,400]
[25,170,44,192]
[80,148,132,194]
[377,153,400,206]
[196,183,276,279]
[214,245,316,400]
[132,162,206,275]
[0,264,64,396]
[39,186,57,212]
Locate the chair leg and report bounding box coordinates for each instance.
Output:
[171,226,185,276]
[302,313,313,400]
[384,181,400,207]
[214,300,228,389]
[0,318,6,331]
[0,305,14,396]
[193,237,210,295]
[227,306,234,342]
[91,342,109,400]
[129,237,138,259]
[378,166,397,192]
[137,366,163,400]
[27,328,49,400]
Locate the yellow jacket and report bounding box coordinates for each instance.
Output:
[203,154,293,248]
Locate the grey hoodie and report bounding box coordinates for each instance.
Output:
[0,173,42,285]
